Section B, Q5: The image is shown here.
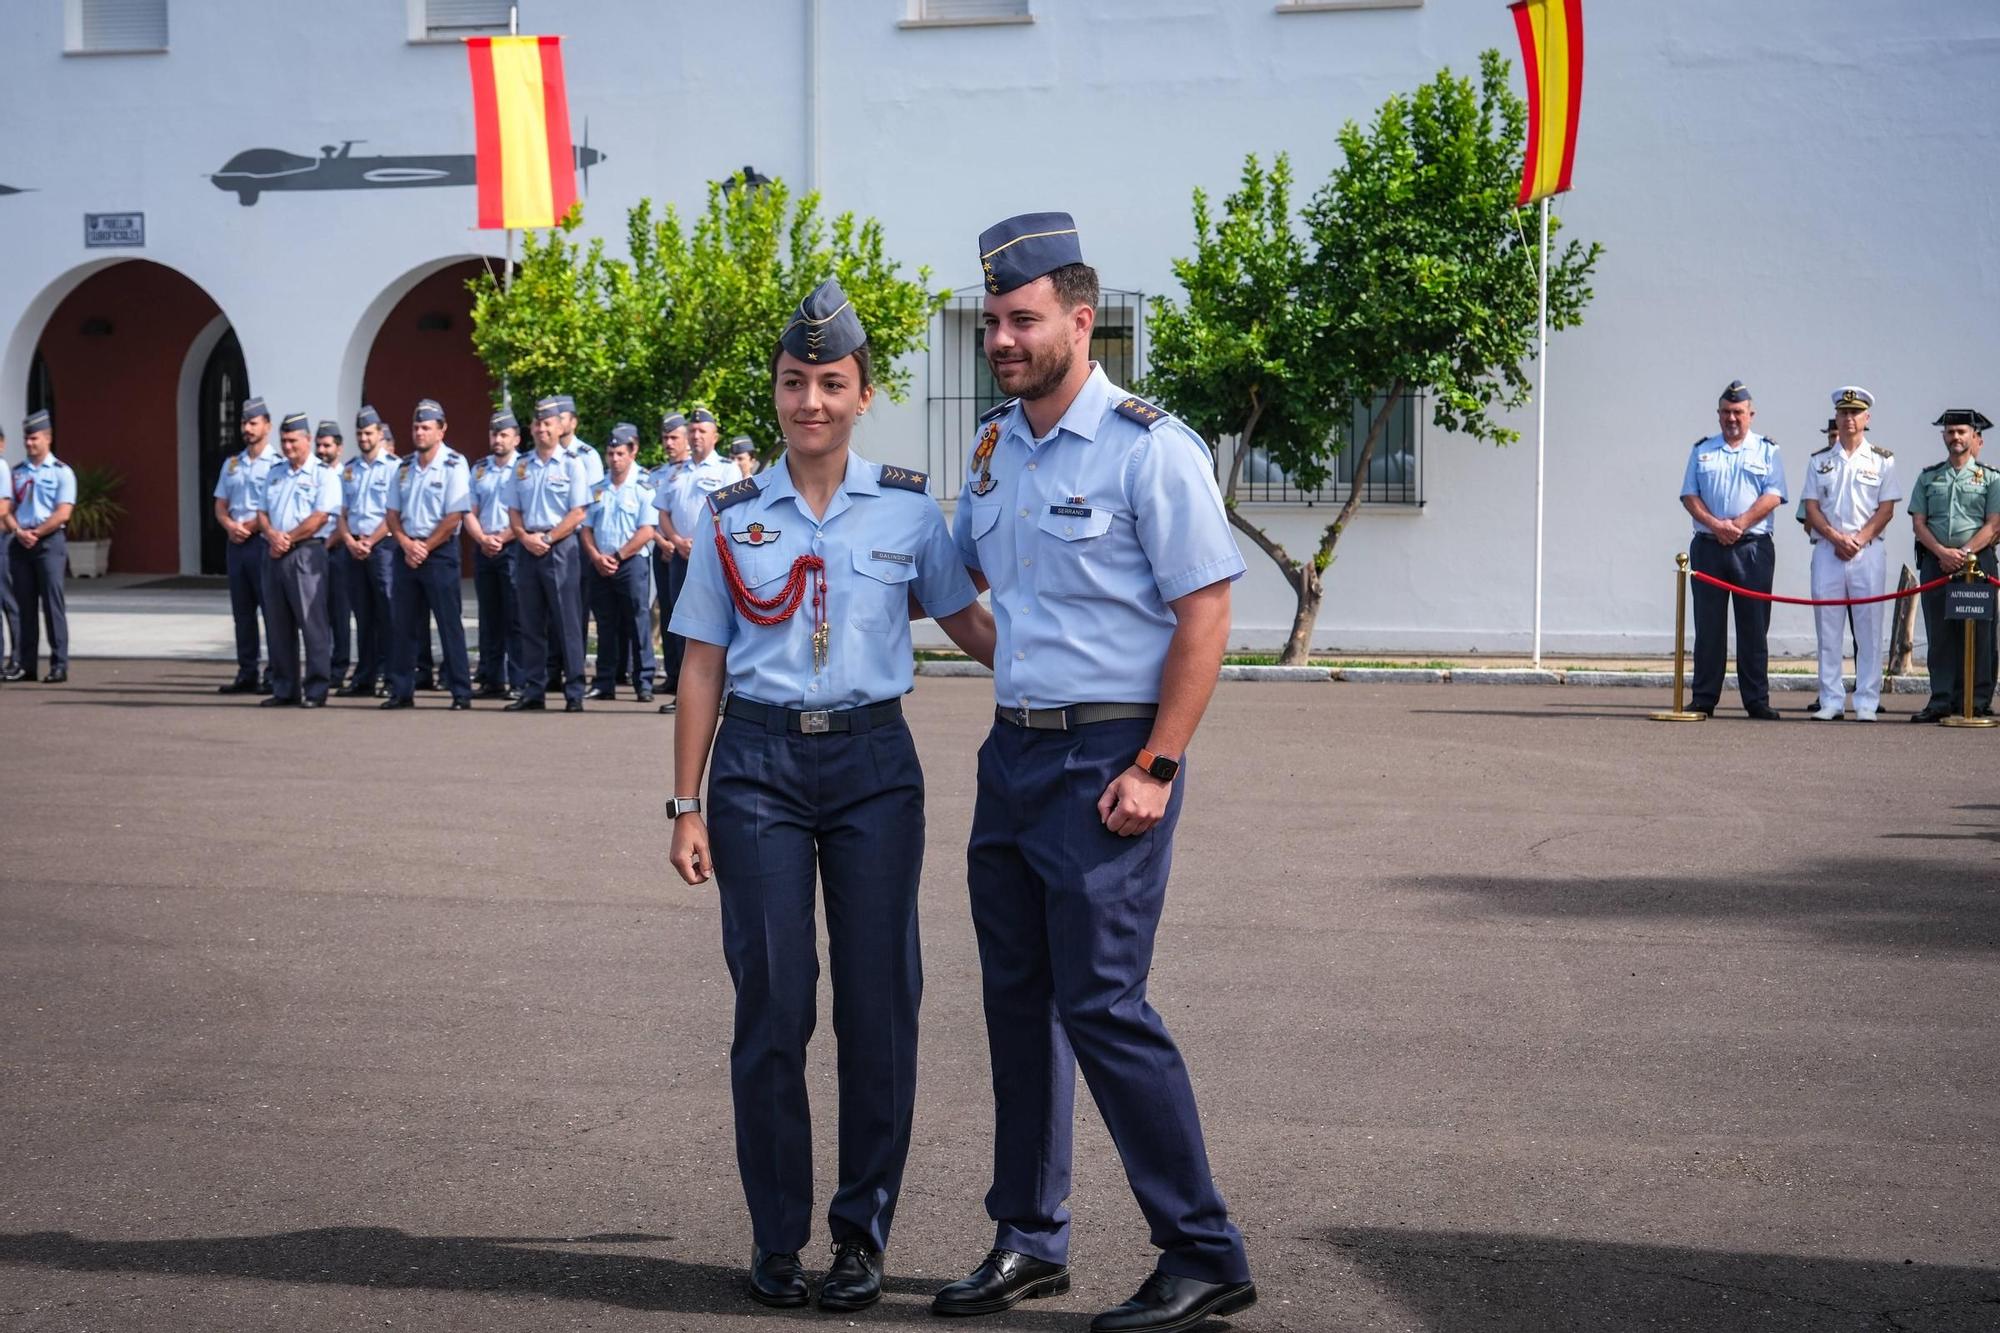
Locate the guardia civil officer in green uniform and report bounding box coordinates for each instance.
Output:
[667,280,995,1313]
[1908,408,2000,721]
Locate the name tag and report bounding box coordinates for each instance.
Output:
[871,549,914,564]
[1048,504,1092,518]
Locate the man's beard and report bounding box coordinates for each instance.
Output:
[990,339,1074,403]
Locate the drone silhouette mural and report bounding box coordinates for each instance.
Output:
[209,133,603,207]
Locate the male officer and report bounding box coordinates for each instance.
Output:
[380,400,473,710]
[467,409,526,699]
[1802,387,1902,721]
[648,412,692,711]
[502,397,591,711]
[335,405,401,696]
[313,421,353,690]
[253,413,342,707]
[5,410,75,683]
[213,396,282,693]
[1909,409,2000,722]
[654,408,736,712]
[1797,418,1841,712]
[0,423,17,677]
[934,213,1256,1333]
[580,422,658,701]
[1679,380,1787,720]
[556,394,604,667]
[729,434,761,478]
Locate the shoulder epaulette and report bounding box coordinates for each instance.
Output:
[978,399,1017,425]
[1811,444,1833,457]
[878,464,928,493]
[1112,395,1170,428]
[1762,435,1778,446]
[1874,445,1893,458]
[1690,437,1708,450]
[398,456,414,469]
[1918,459,1946,473]
[708,477,761,514]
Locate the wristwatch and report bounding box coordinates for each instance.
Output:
[1135,749,1180,782]
[665,796,703,818]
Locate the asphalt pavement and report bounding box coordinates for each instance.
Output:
[2,666,1996,1331]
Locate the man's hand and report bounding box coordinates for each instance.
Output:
[403,539,427,569]
[1832,531,1862,561]
[1097,767,1171,838]
[594,551,619,577]
[15,528,37,550]
[1941,547,1969,575]
[268,530,293,556]
[674,535,694,559]
[670,814,713,885]
[1710,516,1743,545]
[480,533,505,557]
[225,520,249,544]
[525,533,552,557]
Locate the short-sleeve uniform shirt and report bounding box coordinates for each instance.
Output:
[385,447,471,539]
[213,445,283,524]
[1909,457,2000,549]
[500,449,590,530]
[1681,432,1787,536]
[1802,440,1901,534]
[254,458,343,532]
[585,471,656,552]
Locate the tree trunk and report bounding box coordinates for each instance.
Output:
[1281,560,1323,665]
[1221,392,1316,666]
[1298,380,1408,664]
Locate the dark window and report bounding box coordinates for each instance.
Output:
[1226,391,1424,507]
[196,329,249,575]
[26,351,54,422]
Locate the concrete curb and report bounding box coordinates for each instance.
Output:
[905,662,1937,696]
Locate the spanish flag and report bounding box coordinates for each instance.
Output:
[465,35,577,229]
[1510,0,1583,206]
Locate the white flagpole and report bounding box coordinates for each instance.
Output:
[1533,195,1549,669]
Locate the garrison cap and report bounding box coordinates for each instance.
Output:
[660,412,687,434]
[978,211,1083,295]
[242,396,270,422]
[1832,385,1874,411]
[533,395,564,422]
[355,404,382,430]
[689,407,717,426]
[490,410,518,432]
[279,411,312,435]
[728,434,757,457]
[413,398,445,423]
[1718,380,1752,403]
[23,408,51,434]
[316,419,343,440]
[779,277,867,365]
[1934,408,1994,432]
[608,421,639,448]
[555,394,577,415]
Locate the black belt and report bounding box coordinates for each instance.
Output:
[725,695,903,735]
[995,702,1158,731]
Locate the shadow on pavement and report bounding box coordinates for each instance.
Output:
[0,1227,1086,1326]
[1321,1225,2000,1332]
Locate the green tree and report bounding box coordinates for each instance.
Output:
[1144,51,1603,664]
[469,176,948,464]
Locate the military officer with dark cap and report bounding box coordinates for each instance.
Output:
[581,422,658,701]
[213,397,282,693]
[6,410,75,683]
[336,405,400,695]
[1909,408,2000,721]
[669,278,994,1312]
[1679,380,1787,719]
[312,421,354,688]
[729,434,761,479]
[932,213,1257,1333]
[648,412,693,712]
[0,423,19,677]
[467,409,526,699]
[251,413,342,707]
[502,396,591,711]
[380,399,473,710]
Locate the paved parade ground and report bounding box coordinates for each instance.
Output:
[2,668,1997,1332]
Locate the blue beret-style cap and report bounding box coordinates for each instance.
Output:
[24,408,51,433]
[728,435,756,457]
[1832,385,1874,411]
[490,410,519,432]
[779,278,868,366]
[413,398,446,423]
[609,422,639,447]
[689,407,717,426]
[279,411,312,434]
[1718,380,1752,403]
[978,211,1083,295]
[242,396,270,421]
[533,396,564,422]
[660,412,687,434]
[355,405,382,429]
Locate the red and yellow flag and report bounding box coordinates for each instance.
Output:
[1510,0,1583,205]
[465,35,576,229]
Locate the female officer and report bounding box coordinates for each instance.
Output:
[667,279,995,1312]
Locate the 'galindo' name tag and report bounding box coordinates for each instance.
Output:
[871,550,914,564]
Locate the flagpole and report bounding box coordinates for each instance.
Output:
[1533,195,1549,669]
[501,2,519,412]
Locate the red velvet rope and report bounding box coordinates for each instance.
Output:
[1688,570,1957,606]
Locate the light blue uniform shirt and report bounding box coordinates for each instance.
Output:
[952,364,1246,710]
[14,455,78,527]
[585,470,656,553]
[384,446,471,539]
[0,459,10,518]
[341,452,400,538]
[212,445,283,523]
[254,458,343,533]
[1680,432,1787,536]
[566,437,605,487]
[664,453,736,539]
[499,448,590,530]
[673,452,977,710]
[470,451,520,534]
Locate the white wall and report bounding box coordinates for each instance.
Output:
[5,0,1998,648]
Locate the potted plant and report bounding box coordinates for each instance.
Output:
[65,464,127,578]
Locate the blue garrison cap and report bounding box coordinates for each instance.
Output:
[728,434,756,457]
[490,410,518,432]
[978,211,1083,295]
[242,396,270,422]
[413,398,445,423]
[779,278,868,365]
[690,407,717,426]
[555,394,577,415]
[279,411,312,435]
[660,412,687,434]
[316,420,342,440]
[355,404,382,430]
[24,408,51,434]
[533,396,564,422]
[1936,408,1993,432]
[1832,385,1874,411]
[608,422,639,448]
[1718,380,1752,403]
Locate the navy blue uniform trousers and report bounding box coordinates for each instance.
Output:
[324,541,353,680]
[8,530,68,675]
[589,553,655,694]
[0,533,18,668]
[1689,533,1775,711]
[707,709,926,1255]
[967,716,1249,1285]
[656,550,688,694]
[1917,548,1997,712]
[386,544,470,704]
[514,534,585,705]
[224,533,270,681]
[474,543,525,691]
[345,541,396,688]
[262,540,333,704]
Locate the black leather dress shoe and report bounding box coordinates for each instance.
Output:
[373,682,390,698]
[258,695,296,708]
[218,678,257,695]
[1910,707,1948,723]
[747,1246,808,1309]
[504,698,546,712]
[413,675,437,691]
[564,699,585,713]
[255,676,273,696]
[475,682,511,699]
[379,697,414,710]
[449,699,472,710]
[819,1240,883,1312]
[657,699,677,715]
[1090,1272,1257,1333]
[42,668,67,684]
[0,664,27,682]
[1745,703,1782,720]
[1689,703,1713,717]
[586,684,617,701]
[932,1249,1071,1317]
[300,698,325,709]
[332,682,366,698]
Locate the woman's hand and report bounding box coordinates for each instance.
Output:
[670,814,713,885]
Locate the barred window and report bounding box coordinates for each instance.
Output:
[416,0,513,40]
[1227,392,1425,507]
[67,0,168,53]
[908,0,1032,24]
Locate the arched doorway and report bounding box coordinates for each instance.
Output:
[357,258,504,451]
[195,329,250,575]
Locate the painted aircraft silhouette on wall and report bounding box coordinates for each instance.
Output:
[209,133,603,206]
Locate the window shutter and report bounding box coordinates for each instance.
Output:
[80,0,168,51]
[921,0,1030,19]
[426,0,513,37]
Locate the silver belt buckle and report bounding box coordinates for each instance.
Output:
[799,710,832,734]
[1014,706,1033,729]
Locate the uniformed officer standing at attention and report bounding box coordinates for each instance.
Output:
[0,423,19,678]
[1802,387,1902,721]
[1679,380,1787,720]
[581,422,658,702]
[312,421,353,690]
[648,412,692,713]
[555,394,604,665]
[467,409,526,700]
[729,434,761,479]
[252,413,343,708]
[335,406,400,696]
[5,410,75,684]
[933,214,1257,1333]
[380,399,473,710]
[502,396,591,712]
[1797,417,1841,713]
[668,279,994,1313]
[213,397,282,694]
[1908,408,2000,722]
[655,409,737,712]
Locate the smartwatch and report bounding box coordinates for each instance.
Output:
[1135,749,1180,782]
[666,796,703,818]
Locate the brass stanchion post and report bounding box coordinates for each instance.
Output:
[1651,552,1705,722]
[1939,553,1997,728]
